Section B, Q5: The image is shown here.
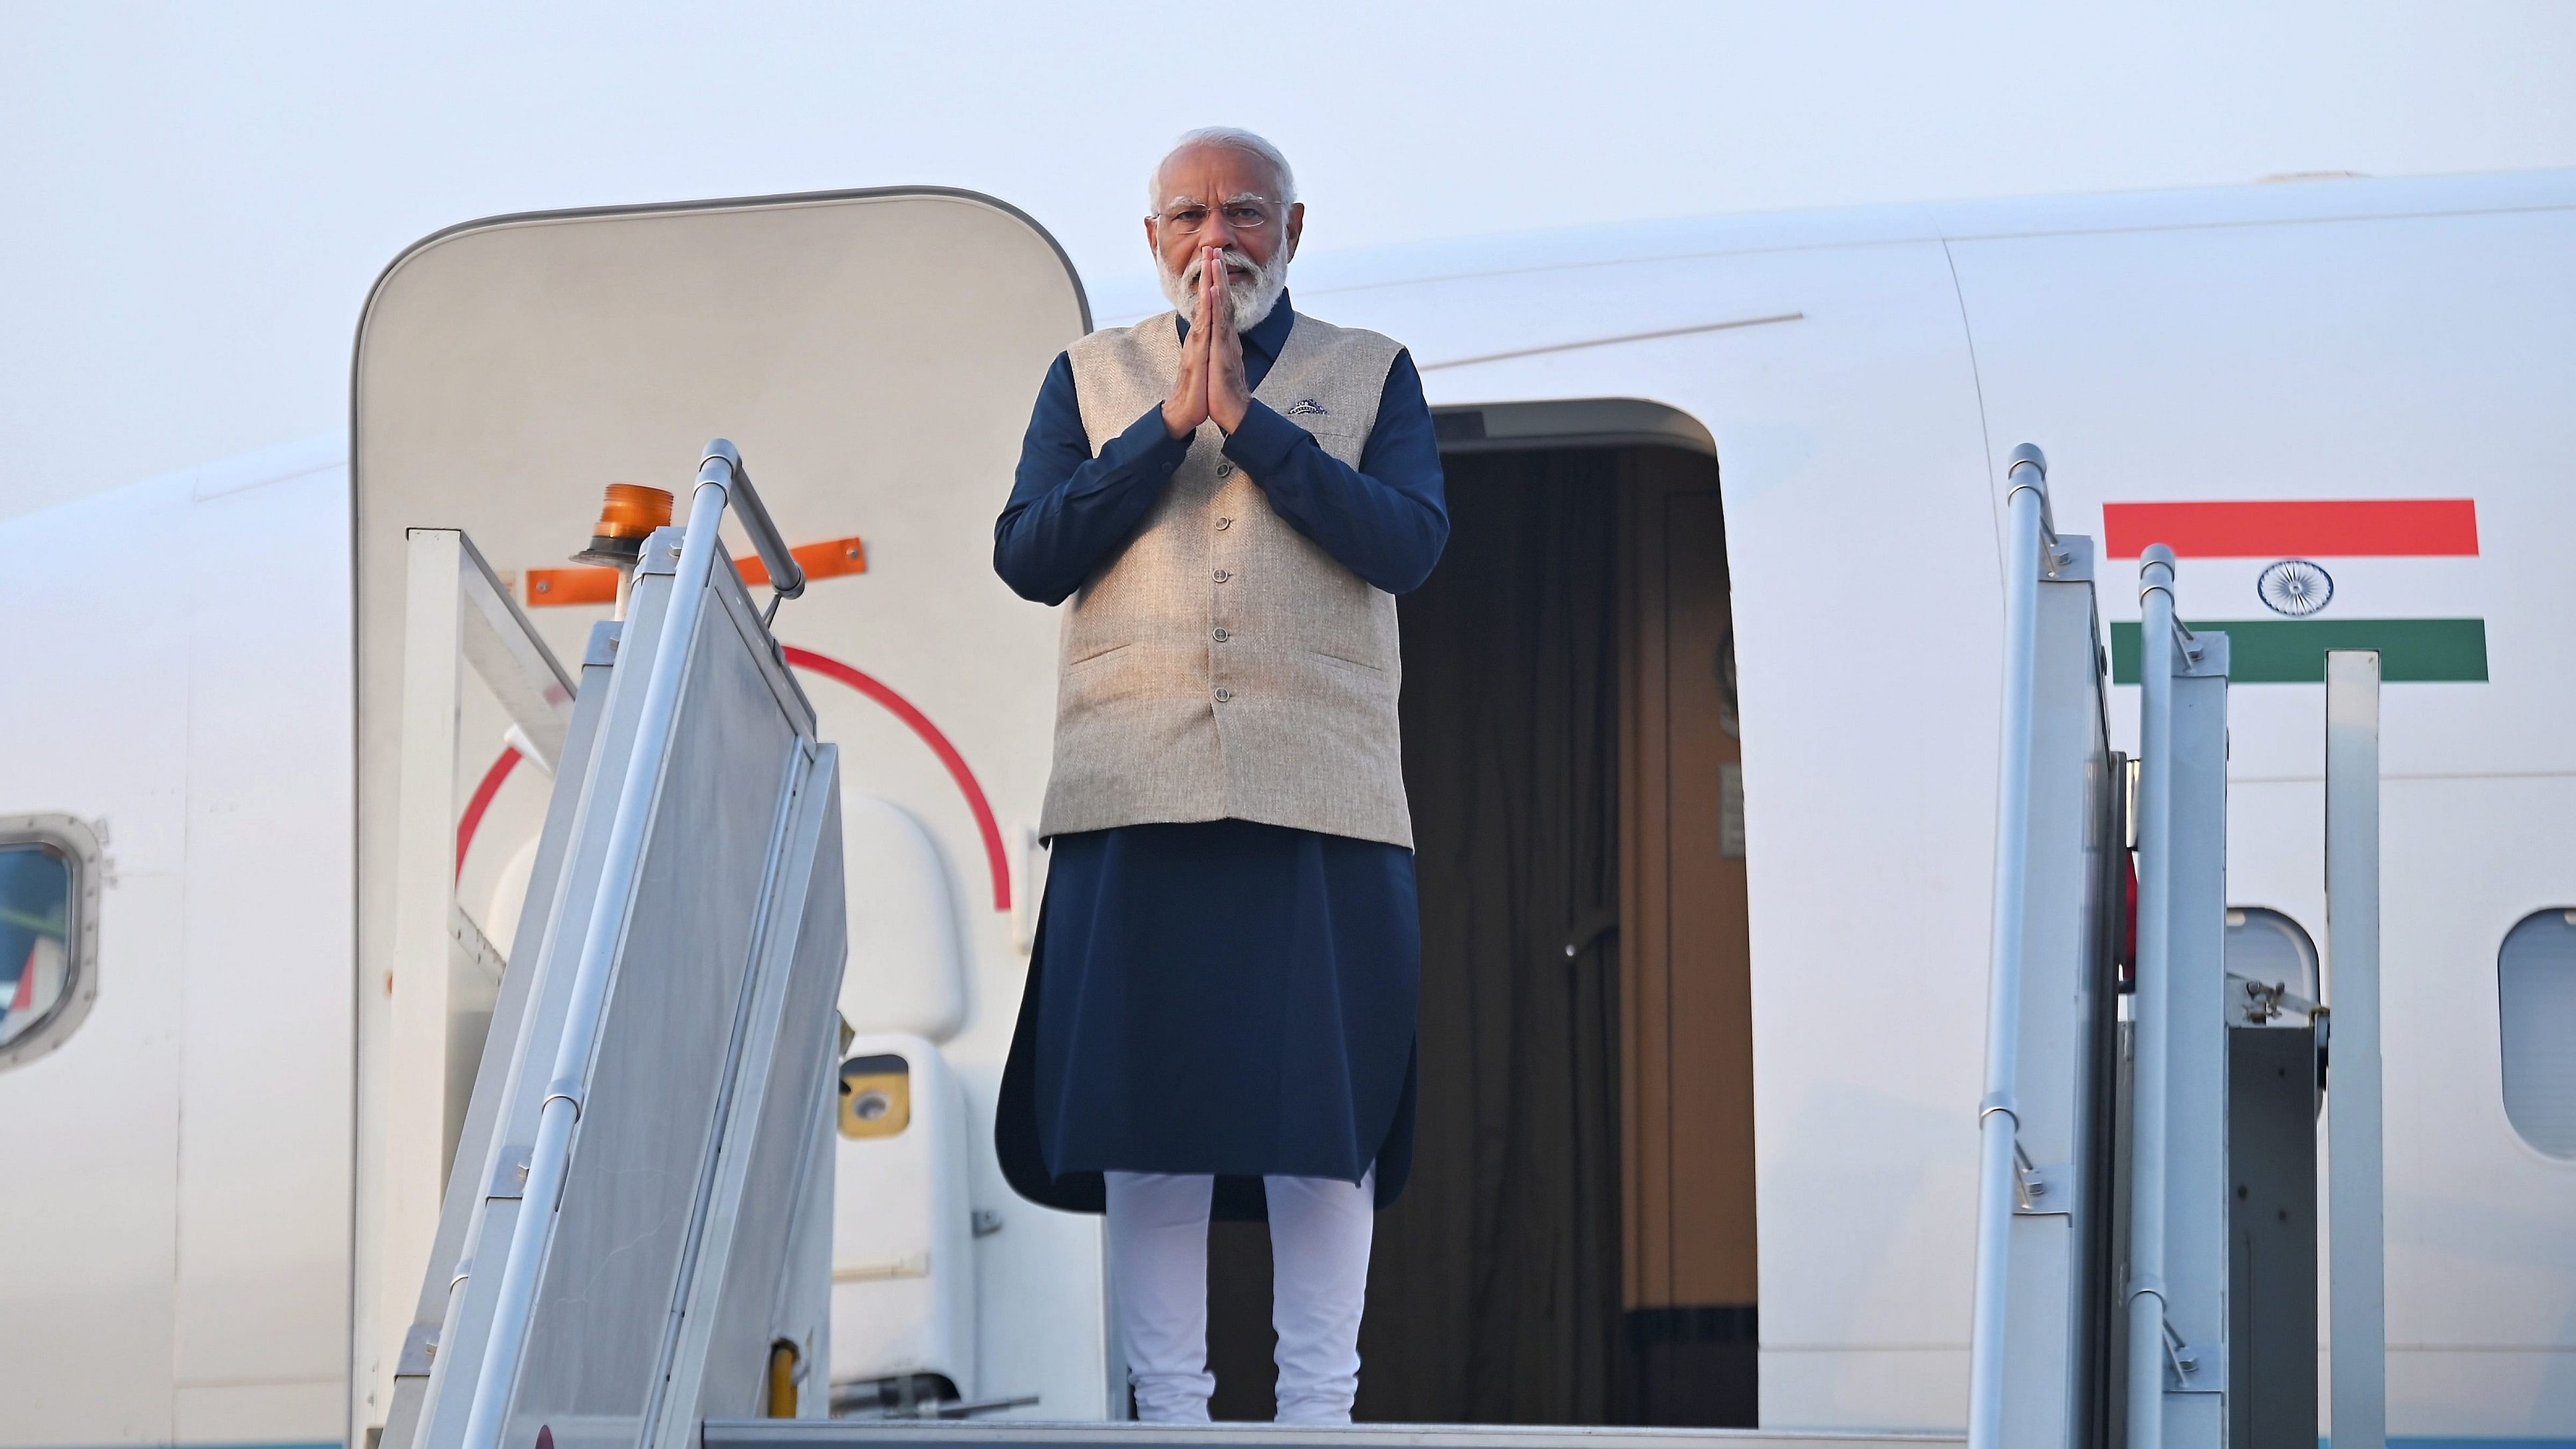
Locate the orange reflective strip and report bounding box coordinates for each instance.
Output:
[524,536,867,606]
[525,567,618,606]
[739,536,869,588]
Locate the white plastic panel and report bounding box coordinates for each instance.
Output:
[840,797,967,1043]
[832,1032,977,1400]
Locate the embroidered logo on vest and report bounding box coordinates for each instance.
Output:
[1283,398,1330,416]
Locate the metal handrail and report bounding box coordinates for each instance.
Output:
[455,457,745,1449]
[2323,650,2388,1449]
[701,439,806,619]
[1965,442,2053,1449]
[2126,540,2183,1449]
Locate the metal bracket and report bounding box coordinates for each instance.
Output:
[2228,970,2319,1026]
[584,619,624,669]
[2042,532,2095,583]
[487,1145,533,1200]
[2012,1155,2073,1215]
[397,1321,439,1377]
[2129,1280,2220,1389]
[2163,1317,2198,1381]
[2176,627,2231,680]
[636,525,685,578]
[2161,1317,2224,1389]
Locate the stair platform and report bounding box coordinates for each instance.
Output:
[702,1420,1964,1449]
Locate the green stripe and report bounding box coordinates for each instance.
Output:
[2109,618,2488,683]
[0,905,65,937]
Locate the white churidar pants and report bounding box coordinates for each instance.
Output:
[1104,1169,1376,1425]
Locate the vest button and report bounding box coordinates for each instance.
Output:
[1217,462,1235,478]
[1215,516,1232,530]
[1213,569,1232,583]
[1213,627,1230,642]
[1215,687,1233,703]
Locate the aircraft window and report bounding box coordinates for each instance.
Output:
[0,817,100,1069]
[2498,910,2576,1159]
[2224,907,2319,1002]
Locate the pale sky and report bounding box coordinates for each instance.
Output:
[5,0,2573,518]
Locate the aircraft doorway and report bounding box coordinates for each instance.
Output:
[1202,417,1758,1428]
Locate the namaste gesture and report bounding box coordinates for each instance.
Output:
[1162,244,1253,439]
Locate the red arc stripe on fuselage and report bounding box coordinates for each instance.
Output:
[782,647,1012,914]
[453,649,1012,913]
[457,748,522,882]
[2103,499,2478,558]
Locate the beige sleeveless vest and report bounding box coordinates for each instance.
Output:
[1040,309,1415,848]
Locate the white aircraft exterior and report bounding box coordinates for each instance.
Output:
[3,166,2573,1449]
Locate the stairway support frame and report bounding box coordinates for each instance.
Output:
[2325,651,2388,1449]
[1970,445,2121,1449]
[2131,546,2233,1449]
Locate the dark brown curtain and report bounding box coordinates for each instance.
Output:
[1203,448,1626,1423]
[1357,447,1625,1422]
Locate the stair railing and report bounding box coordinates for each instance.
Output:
[1967,443,2062,1449]
[455,440,796,1449]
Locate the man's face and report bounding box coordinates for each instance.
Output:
[1145,143,1306,324]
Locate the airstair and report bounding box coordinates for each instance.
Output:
[385,442,850,1449]
[382,439,2380,1449]
[1962,447,2386,1449]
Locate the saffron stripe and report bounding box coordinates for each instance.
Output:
[2109,618,2488,684]
[2103,500,2478,558]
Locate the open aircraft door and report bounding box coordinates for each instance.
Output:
[350,190,1096,1442]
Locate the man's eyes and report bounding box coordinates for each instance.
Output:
[1164,205,1270,230]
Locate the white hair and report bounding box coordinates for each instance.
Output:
[1155,233,1291,332]
[1147,126,1298,212]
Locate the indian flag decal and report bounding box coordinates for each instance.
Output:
[2105,499,2487,683]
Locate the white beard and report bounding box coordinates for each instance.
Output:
[1157,243,1290,332]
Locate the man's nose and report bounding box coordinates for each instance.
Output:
[1202,212,1239,251]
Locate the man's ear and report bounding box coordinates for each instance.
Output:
[1284,203,1305,261]
[1143,215,1161,259]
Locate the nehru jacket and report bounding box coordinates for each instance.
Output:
[994,294,1447,848]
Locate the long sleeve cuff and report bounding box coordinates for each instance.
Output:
[1219,399,1313,476]
[1113,403,1195,479]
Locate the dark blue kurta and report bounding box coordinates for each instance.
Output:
[993,294,1447,1218]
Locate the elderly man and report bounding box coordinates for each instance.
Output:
[992,127,1446,1424]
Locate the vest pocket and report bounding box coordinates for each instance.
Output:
[1058,639,1149,724]
[1066,640,1135,669]
[1311,649,1387,677]
[1304,649,1399,724]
